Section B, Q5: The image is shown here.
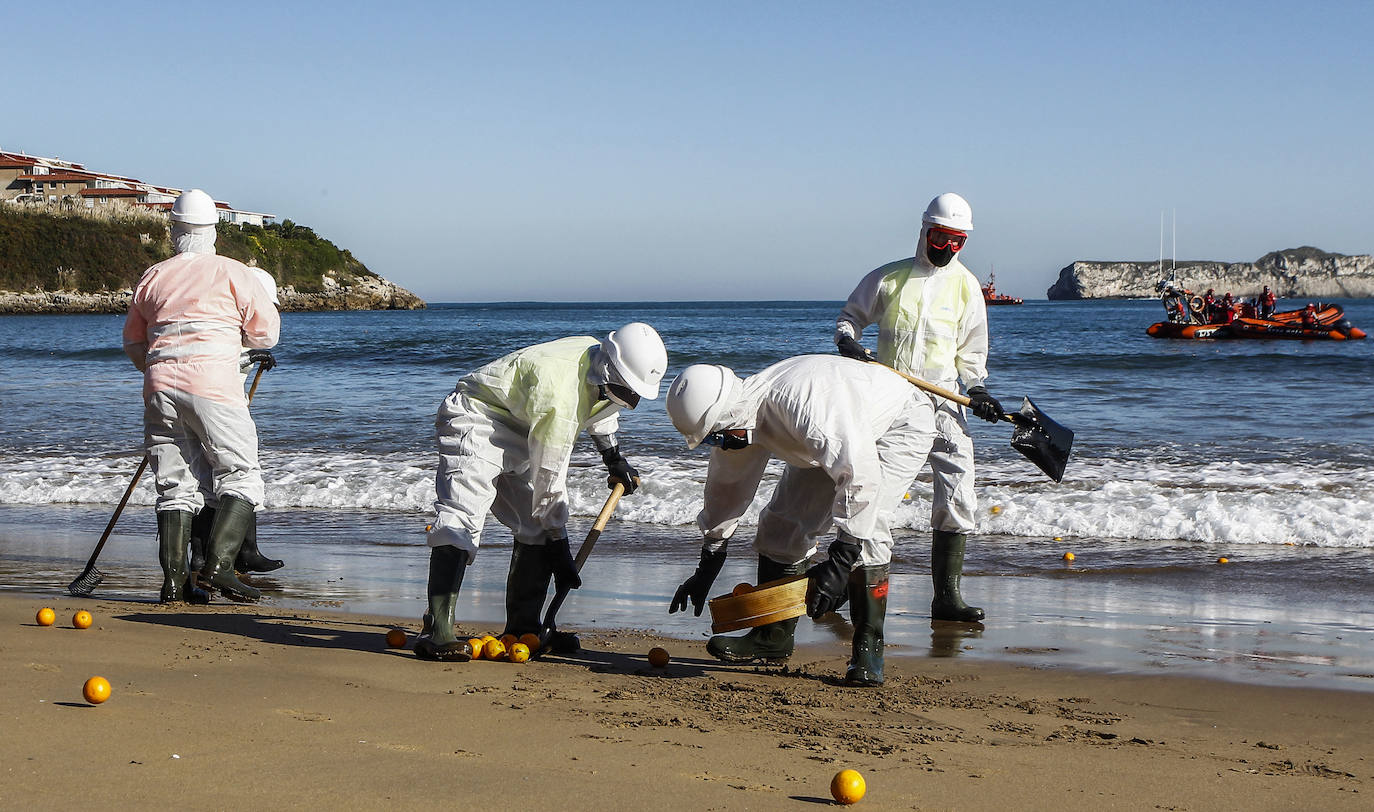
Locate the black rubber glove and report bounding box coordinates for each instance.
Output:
[246,349,276,372]
[836,334,875,363]
[545,537,582,591]
[600,445,640,495]
[805,538,862,618]
[670,547,727,616]
[966,385,1004,423]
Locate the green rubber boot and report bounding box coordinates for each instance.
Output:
[931,530,985,622]
[235,513,284,573]
[198,495,261,602]
[844,564,888,687]
[188,507,214,574]
[157,510,208,604]
[706,556,806,664]
[414,545,472,661]
[502,541,552,637]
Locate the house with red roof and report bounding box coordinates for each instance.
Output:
[0,148,274,226]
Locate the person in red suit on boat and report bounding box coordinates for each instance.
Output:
[1202,289,1217,323]
[1221,292,1235,324]
[1302,303,1318,328]
[1259,286,1277,318]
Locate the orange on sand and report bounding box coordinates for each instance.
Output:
[484,640,507,661]
[385,628,408,648]
[83,676,111,705]
[36,607,56,626]
[499,633,518,650]
[509,643,531,663]
[518,633,541,651]
[830,768,866,805]
[732,583,754,596]
[72,610,93,629]
[481,634,497,646]
[647,647,670,668]
[468,638,486,659]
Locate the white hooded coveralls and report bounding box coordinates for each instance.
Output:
[428,336,621,560]
[123,252,280,512]
[835,240,988,534]
[695,355,934,567]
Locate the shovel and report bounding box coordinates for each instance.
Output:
[536,481,626,655]
[875,363,1074,482]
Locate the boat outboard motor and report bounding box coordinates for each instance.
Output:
[1333,318,1354,338]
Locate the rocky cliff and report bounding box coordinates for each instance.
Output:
[1046,247,1374,300]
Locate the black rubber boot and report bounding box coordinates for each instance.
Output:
[158,510,209,604]
[502,541,552,637]
[414,545,472,662]
[189,507,214,574]
[707,556,806,664]
[198,495,261,601]
[931,530,985,622]
[234,512,284,573]
[845,564,888,686]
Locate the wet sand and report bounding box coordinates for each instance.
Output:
[4,591,1373,810]
[6,505,1374,692]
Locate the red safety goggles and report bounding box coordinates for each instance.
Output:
[926,226,967,252]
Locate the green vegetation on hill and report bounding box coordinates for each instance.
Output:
[215,220,377,294]
[0,204,374,294]
[0,204,167,292]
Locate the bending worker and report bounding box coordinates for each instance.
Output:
[414,323,668,661]
[666,355,935,687]
[834,192,1003,623]
[188,268,283,578]
[122,189,280,604]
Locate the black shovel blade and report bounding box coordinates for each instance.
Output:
[1007,397,1074,482]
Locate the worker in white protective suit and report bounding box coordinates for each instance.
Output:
[833,192,1004,623]
[122,189,280,603]
[414,323,668,662]
[187,268,283,578]
[665,356,935,686]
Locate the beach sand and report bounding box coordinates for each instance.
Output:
[4,591,1371,810]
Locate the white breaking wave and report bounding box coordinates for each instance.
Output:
[0,450,1370,548]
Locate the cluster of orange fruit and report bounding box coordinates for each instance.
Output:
[470,632,539,663]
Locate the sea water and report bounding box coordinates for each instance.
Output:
[2,299,1372,688]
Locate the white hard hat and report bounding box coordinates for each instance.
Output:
[922,192,973,231]
[170,189,219,225]
[603,322,668,401]
[251,268,280,305]
[666,364,743,449]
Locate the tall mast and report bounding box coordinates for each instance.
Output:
[1171,208,1177,275]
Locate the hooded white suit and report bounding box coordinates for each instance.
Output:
[428,336,623,560]
[835,230,989,534]
[694,355,934,567]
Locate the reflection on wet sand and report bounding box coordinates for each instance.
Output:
[929,620,984,657]
[4,505,1374,691]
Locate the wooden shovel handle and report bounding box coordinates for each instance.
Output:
[574,481,624,571]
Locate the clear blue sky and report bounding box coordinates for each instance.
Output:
[5,1,1371,301]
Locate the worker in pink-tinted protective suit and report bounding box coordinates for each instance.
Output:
[123,189,279,603]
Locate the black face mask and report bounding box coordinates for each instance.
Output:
[926,243,956,267]
[600,383,640,409]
